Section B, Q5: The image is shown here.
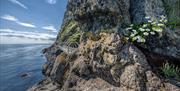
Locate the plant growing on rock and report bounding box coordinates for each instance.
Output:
[161,62,180,79]
[67,29,81,43]
[126,15,167,43]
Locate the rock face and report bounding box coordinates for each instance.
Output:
[28,0,180,91]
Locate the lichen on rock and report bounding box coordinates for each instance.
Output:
[28,0,180,91]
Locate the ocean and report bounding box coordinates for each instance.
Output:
[0,44,50,91]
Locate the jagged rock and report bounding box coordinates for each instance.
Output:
[146,71,162,91]
[131,0,180,60]
[28,0,180,91]
[27,79,60,91]
[164,82,180,91]
[29,32,179,91]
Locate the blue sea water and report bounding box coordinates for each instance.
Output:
[0,44,50,91]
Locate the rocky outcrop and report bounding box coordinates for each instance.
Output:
[130,0,180,59]
[29,33,179,91]
[28,0,180,91]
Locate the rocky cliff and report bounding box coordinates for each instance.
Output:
[28,0,180,91]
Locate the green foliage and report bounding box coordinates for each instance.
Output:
[167,16,180,28]
[161,62,180,78]
[60,20,78,41]
[67,28,81,43]
[164,0,180,28]
[126,15,167,43]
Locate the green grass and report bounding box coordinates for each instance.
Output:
[67,29,81,43]
[161,62,180,78]
[167,17,180,28]
[164,0,180,28]
[59,20,80,42]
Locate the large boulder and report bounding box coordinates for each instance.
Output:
[28,0,180,91]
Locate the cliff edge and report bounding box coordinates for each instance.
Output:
[28,0,180,91]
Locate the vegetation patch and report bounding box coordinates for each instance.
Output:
[67,29,81,43]
[163,0,180,28]
[161,62,180,79]
[60,20,80,42]
[125,15,167,43]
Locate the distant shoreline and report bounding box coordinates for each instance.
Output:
[0,43,52,45]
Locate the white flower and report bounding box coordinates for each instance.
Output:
[141,38,146,43]
[143,32,149,36]
[132,30,137,34]
[132,36,137,41]
[164,19,168,23]
[130,34,135,37]
[136,36,146,43]
[145,16,150,19]
[125,27,132,30]
[152,27,163,32]
[130,24,134,27]
[157,23,165,27]
[152,21,156,25]
[150,32,155,35]
[142,24,148,28]
[139,28,145,31]
[148,20,153,23]
[125,37,129,40]
[160,15,166,19]
[145,29,150,31]
[156,28,163,32]
[159,19,163,22]
[137,39,141,42]
[136,36,142,42]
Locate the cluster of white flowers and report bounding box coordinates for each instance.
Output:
[126,15,167,43]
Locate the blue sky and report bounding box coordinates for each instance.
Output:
[0,0,67,44]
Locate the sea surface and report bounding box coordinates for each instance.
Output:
[0,44,50,91]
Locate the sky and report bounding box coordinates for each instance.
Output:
[0,0,67,44]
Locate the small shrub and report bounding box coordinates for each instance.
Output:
[60,20,78,41]
[167,16,180,28]
[161,62,180,78]
[67,29,80,43]
[126,15,167,43]
[163,0,180,28]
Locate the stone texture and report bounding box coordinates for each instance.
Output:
[130,0,180,60]
[28,0,180,91]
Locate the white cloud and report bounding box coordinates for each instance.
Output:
[1,15,37,28]
[0,28,56,41]
[46,0,57,4]
[42,25,57,32]
[0,36,53,44]
[0,29,14,32]
[8,0,28,9]
[0,15,18,21]
[16,21,36,28]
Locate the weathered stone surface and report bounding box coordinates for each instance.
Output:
[29,32,179,91]
[146,71,162,91]
[130,0,180,60]
[28,0,180,91]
